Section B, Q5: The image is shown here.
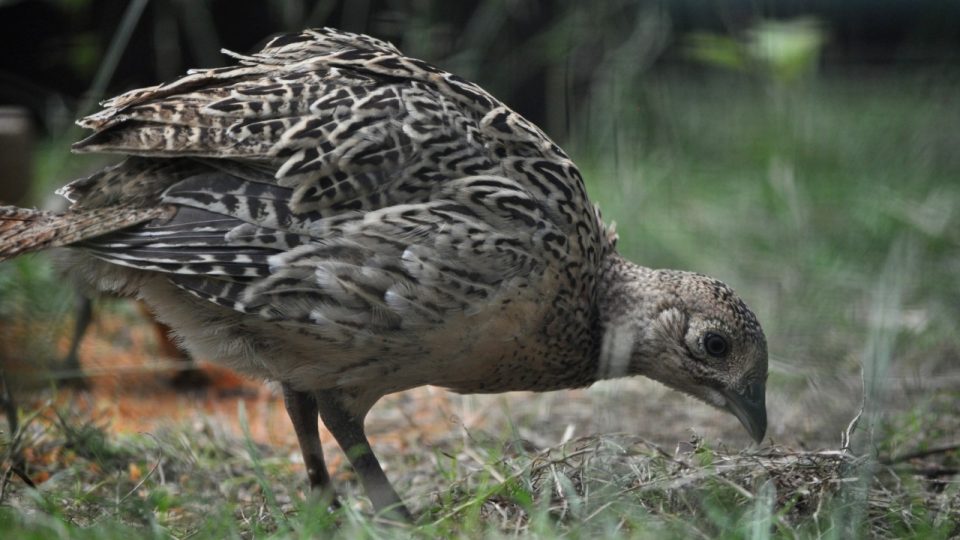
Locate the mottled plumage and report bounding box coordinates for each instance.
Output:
[0,28,767,518]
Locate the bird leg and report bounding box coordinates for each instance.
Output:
[281,383,340,509]
[314,390,412,521]
[61,294,93,389]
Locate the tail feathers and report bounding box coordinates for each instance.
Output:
[0,204,174,262]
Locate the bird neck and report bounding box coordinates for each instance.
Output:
[593,252,663,381]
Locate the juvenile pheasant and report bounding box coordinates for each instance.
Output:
[0,28,767,518]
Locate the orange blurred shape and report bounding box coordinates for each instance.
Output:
[128,462,142,482]
[32,471,50,484]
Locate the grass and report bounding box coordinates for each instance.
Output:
[1,62,959,537]
[0,405,956,538]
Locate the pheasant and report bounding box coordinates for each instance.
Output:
[0,28,768,518]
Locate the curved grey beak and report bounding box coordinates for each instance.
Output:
[722,381,767,443]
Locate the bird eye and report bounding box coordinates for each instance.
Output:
[704,333,729,358]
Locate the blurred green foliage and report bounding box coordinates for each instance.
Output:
[687,18,827,83]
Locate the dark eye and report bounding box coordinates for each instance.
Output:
[704,333,729,358]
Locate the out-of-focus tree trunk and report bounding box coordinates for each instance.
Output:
[0,106,34,205]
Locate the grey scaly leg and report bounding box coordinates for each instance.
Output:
[315,390,412,521]
[281,383,340,509]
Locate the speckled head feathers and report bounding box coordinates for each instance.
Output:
[597,257,768,442]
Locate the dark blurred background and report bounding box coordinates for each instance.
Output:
[1,0,958,141]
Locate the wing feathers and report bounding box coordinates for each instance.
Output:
[59,28,596,341]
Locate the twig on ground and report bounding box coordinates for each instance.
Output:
[0,464,37,503]
[117,455,162,506]
[881,443,960,465]
[6,465,36,489]
[841,365,866,454]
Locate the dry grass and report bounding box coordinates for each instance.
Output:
[1,391,958,538]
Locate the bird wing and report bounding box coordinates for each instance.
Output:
[227,175,567,336]
[70,28,581,338]
[81,173,567,340]
[72,28,590,231]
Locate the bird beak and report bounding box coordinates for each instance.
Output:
[722,381,767,443]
